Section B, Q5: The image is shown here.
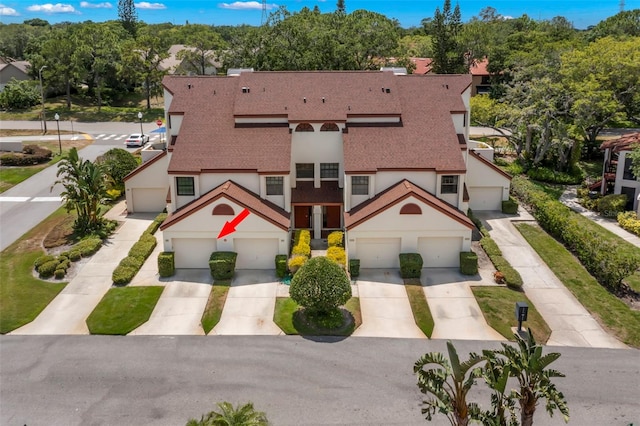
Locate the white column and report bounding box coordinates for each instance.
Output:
[313,205,322,239]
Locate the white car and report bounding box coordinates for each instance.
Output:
[125,133,150,147]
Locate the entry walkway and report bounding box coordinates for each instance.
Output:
[352,269,425,339]
[477,210,627,348]
[560,186,640,248]
[211,270,282,335]
[12,212,155,335]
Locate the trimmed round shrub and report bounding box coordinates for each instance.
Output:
[58,259,71,271]
[54,269,66,279]
[38,260,60,278]
[68,250,82,261]
[289,256,352,315]
[34,255,56,271]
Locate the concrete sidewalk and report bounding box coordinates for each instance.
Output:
[211,270,283,335]
[12,212,155,335]
[478,210,627,349]
[423,269,504,341]
[560,186,640,248]
[352,269,425,339]
[129,269,211,335]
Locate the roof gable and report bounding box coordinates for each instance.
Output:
[600,133,640,153]
[123,151,168,181]
[468,150,512,180]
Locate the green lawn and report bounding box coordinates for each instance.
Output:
[201,280,231,334]
[273,297,361,336]
[516,223,640,347]
[472,286,551,344]
[86,286,164,335]
[404,279,433,338]
[0,209,69,334]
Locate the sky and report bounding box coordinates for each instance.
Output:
[0,0,638,29]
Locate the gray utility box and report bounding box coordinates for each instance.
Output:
[515,302,528,322]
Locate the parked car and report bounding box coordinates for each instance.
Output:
[125,133,149,147]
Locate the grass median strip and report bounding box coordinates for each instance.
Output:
[516,223,640,347]
[86,286,164,335]
[273,297,361,336]
[201,280,231,334]
[472,286,551,344]
[404,279,434,338]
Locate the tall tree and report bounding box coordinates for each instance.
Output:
[431,0,466,74]
[336,0,345,14]
[118,0,138,38]
[176,26,225,75]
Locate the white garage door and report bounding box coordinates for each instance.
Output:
[234,238,279,269]
[131,188,167,213]
[357,238,401,268]
[173,238,217,269]
[418,237,462,268]
[468,187,503,211]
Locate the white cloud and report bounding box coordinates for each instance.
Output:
[0,5,19,15]
[80,1,112,8]
[135,2,166,9]
[26,3,76,13]
[219,1,276,10]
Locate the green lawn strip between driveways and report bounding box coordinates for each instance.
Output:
[201,280,231,334]
[516,223,640,348]
[404,279,434,338]
[471,286,551,344]
[274,297,361,336]
[86,286,164,335]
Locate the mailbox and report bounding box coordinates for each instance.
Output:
[515,302,528,331]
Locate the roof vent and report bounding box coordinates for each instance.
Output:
[227,68,254,76]
[303,97,307,103]
[322,97,325,103]
[187,84,192,89]
[385,88,391,93]
[241,86,250,93]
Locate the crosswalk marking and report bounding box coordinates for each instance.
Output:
[92,134,161,142]
[31,197,63,202]
[0,197,30,202]
[0,197,62,203]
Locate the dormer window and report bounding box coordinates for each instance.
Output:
[351,176,369,195]
[266,176,284,195]
[176,177,195,196]
[441,175,459,194]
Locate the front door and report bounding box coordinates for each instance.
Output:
[323,205,342,229]
[294,205,312,229]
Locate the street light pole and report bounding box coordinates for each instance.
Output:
[138,111,143,135]
[39,65,47,133]
[54,113,61,156]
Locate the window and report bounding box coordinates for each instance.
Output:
[441,175,459,194]
[176,177,195,196]
[266,176,284,195]
[351,176,369,195]
[624,157,636,181]
[320,123,339,132]
[295,123,314,132]
[296,163,314,179]
[320,163,339,179]
[400,203,422,214]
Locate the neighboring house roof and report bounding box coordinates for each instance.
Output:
[410,57,433,75]
[123,150,167,181]
[160,180,290,231]
[159,44,219,74]
[600,133,640,153]
[0,60,31,80]
[469,150,512,180]
[344,179,474,230]
[470,58,489,76]
[163,72,471,175]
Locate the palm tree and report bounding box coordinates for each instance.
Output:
[476,350,518,426]
[413,341,484,426]
[186,402,269,426]
[497,331,569,426]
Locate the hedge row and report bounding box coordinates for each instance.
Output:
[111,212,164,285]
[289,229,311,274]
[0,145,52,166]
[618,211,640,237]
[33,237,103,280]
[468,209,523,289]
[511,176,640,289]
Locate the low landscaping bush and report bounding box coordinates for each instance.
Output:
[54,269,66,279]
[128,233,157,260]
[275,254,287,278]
[326,246,346,267]
[145,212,167,235]
[34,255,55,270]
[209,251,237,280]
[0,144,52,166]
[501,197,519,214]
[459,251,478,275]
[288,255,307,274]
[112,265,137,286]
[327,231,344,247]
[118,256,144,270]
[526,166,583,185]
[349,258,360,278]
[291,242,311,257]
[598,194,627,218]
[158,252,175,277]
[75,237,103,257]
[399,253,423,279]
[38,259,60,278]
[618,211,640,236]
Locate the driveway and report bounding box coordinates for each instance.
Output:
[129,269,211,336]
[422,268,504,341]
[352,269,425,339]
[211,270,282,335]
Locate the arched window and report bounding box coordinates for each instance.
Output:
[295,123,314,132]
[400,203,422,215]
[212,204,234,215]
[320,122,339,132]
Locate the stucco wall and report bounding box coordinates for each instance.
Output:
[124,155,170,213]
[614,151,640,210]
[375,171,437,194]
[290,124,344,189]
[466,154,510,201]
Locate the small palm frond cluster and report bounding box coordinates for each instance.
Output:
[414,331,569,426]
[186,401,269,426]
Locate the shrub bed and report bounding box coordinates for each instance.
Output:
[511,176,640,289]
[0,144,52,166]
[459,251,478,275]
[526,166,583,185]
[326,246,346,267]
[158,252,175,277]
[598,194,627,218]
[399,253,423,279]
[209,251,237,280]
[289,229,311,274]
[33,236,104,280]
[618,211,640,236]
[327,231,344,247]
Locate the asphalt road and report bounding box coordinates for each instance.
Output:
[0,336,638,426]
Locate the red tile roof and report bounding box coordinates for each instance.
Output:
[345,179,474,230]
[470,58,489,76]
[160,180,290,231]
[410,57,433,75]
[600,133,640,153]
[123,150,167,181]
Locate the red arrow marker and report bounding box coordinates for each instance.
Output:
[217,208,250,239]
